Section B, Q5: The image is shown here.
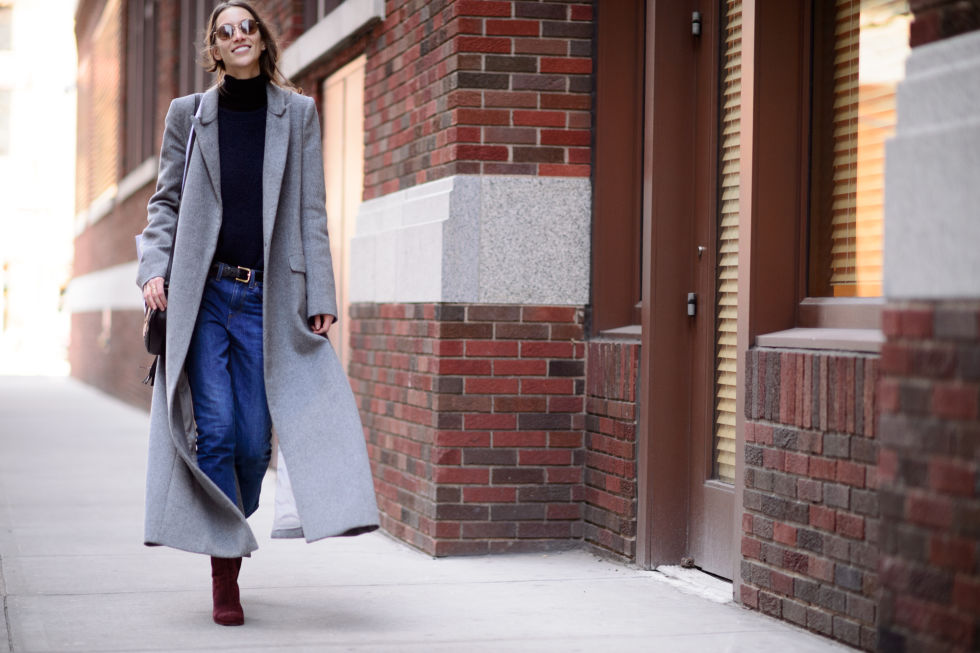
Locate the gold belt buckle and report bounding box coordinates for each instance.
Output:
[235,266,252,283]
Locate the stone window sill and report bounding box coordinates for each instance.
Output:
[280,0,385,79]
[755,327,883,353]
[597,324,642,342]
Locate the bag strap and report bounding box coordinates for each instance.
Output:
[163,93,203,285]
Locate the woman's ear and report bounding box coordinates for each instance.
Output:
[212,45,222,62]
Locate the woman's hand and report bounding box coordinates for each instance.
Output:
[143,277,167,311]
[310,314,335,336]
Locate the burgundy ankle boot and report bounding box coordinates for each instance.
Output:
[210,556,244,626]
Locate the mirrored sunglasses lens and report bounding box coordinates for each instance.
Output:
[240,19,258,35]
[215,24,235,40]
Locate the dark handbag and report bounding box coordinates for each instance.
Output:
[143,94,201,385]
[143,295,167,355]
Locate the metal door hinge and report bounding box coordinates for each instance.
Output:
[691,11,702,37]
[687,292,697,317]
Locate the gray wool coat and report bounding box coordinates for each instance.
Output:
[136,83,379,557]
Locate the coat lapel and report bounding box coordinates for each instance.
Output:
[263,84,290,250]
[192,87,222,201]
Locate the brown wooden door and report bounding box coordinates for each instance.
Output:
[638,0,738,580]
[687,0,743,580]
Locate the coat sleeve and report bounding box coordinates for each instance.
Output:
[299,96,339,321]
[136,96,195,290]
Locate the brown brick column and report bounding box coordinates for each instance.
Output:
[875,3,980,650]
[877,303,980,651]
[909,0,980,45]
[583,340,640,560]
[741,349,880,650]
[349,303,586,556]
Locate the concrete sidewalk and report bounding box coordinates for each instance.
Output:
[0,376,851,652]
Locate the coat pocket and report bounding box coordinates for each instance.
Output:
[288,254,306,274]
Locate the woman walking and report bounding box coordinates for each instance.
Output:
[137,1,378,626]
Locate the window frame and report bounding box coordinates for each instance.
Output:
[304,0,345,31]
[590,0,645,335]
[796,0,908,332]
[743,0,886,341]
[179,0,215,96]
[124,0,158,173]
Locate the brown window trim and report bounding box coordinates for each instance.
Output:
[304,0,345,31]
[745,1,884,356]
[590,0,645,335]
[179,0,214,97]
[798,297,882,330]
[124,0,157,174]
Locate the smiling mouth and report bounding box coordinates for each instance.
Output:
[232,45,251,54]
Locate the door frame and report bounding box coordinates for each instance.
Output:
[636,0,702,569]
[636,0,813,595]
[635,0,733,577]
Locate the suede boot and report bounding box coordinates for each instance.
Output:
[210,556,244,626]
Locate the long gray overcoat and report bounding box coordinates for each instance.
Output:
[136,83,379,557]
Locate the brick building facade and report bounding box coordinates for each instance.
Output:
[70,0,980,650]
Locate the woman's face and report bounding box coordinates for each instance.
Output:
[211,6,265,79]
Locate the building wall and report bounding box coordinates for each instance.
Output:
[741,348,880,650]
[335,0,596,554]
[74,0,121,215]
[359,0,593,200]
[877,5,980,649]
[878,302,980,651]
[348,302,586,555]
[583,339,639,560]
[67,2,980,650]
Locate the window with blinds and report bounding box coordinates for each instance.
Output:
[712,0,742,485]
[124,0,157,172]
[304,0,345,29]
[179,0,218,96]
[809,0,910,298]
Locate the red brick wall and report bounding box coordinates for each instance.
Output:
[71,0,185,399]
[74,0,122,214]
[910,0,980,45]
[72,0,596,400]
[360,0,594,200]
[877,302,980,652]
[271,0,595,199]
[70,311,154,410]
[261,0,308,45]
[348,302,586,555]
[584,340,639,560]
[741,348,880,650]
[73,189,155,277]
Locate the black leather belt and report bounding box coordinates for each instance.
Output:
[211,262,263,283]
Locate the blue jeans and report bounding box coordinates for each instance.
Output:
[186,270,271,517]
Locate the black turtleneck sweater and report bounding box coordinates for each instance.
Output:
[214,74,267,270]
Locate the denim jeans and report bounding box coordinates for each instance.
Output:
[186,269,272,517]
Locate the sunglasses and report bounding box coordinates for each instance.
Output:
[213,18,259,41]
